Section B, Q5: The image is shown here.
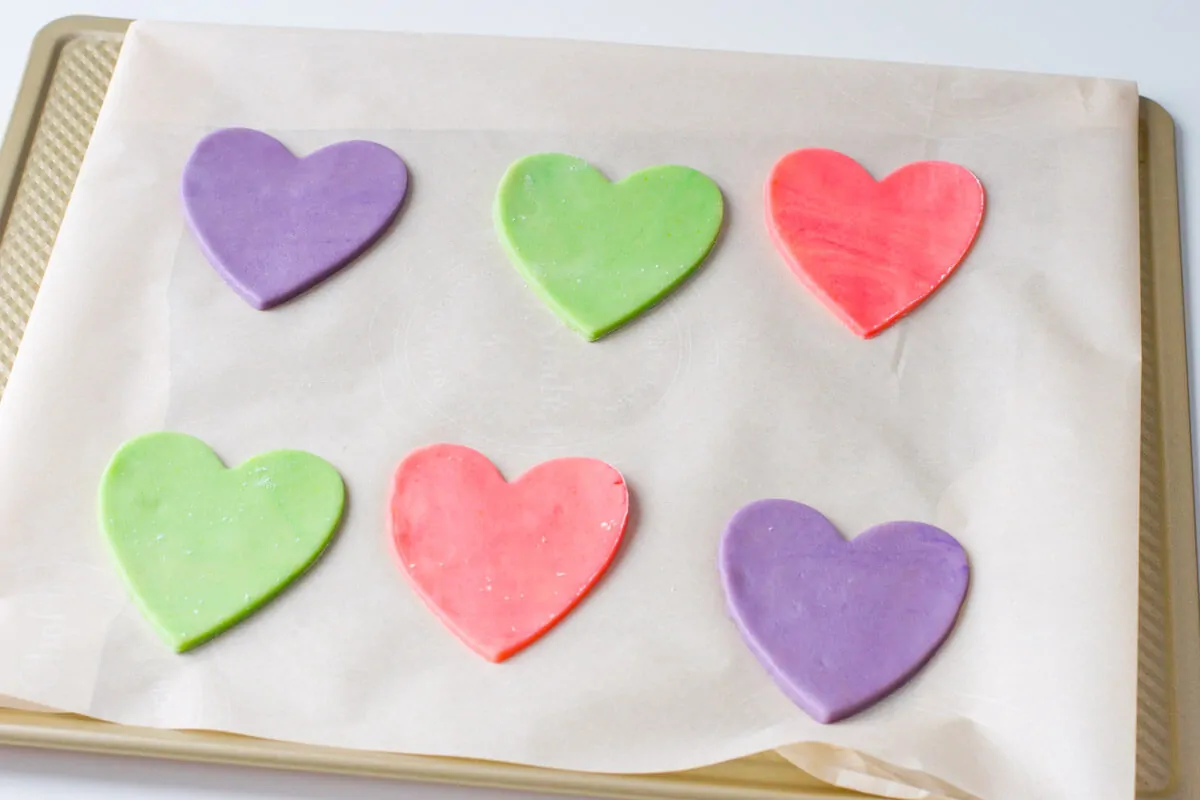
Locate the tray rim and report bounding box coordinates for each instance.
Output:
[1140,96,1200,800]
[0,16,127,238]
[0,15,1193,800]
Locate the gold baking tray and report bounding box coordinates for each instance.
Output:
[0,16,1194,800]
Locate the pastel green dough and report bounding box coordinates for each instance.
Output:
[494,153,724,340]
[98,432,345,652]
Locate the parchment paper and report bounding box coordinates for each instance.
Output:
[0,21,1141,800]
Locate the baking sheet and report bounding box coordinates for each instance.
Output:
[0,17,1147,800]
[1,24,1188,800]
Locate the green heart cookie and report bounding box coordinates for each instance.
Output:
[98,432,345,652]
[494,153,724,340]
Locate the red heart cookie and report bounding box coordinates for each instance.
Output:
[390,444,628,662]
[766,149,985,338]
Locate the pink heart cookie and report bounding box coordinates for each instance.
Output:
[390,444,628,662]
[766,148,985,337]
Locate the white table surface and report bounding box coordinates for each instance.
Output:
[0,1,1193,798]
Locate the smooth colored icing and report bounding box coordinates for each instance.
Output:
[182,128,408,310]
[390,443,628,662]
[98,432,345,652]
[719,499,969,723]
[494,153,723,341]
[766,148,984,338]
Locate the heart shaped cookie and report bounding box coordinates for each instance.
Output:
[99,432,345,652]
[766,149,985,337]
[494,153,723,340]
[390,444,628,662]
[182,128,408,310]
[719,499,969,723]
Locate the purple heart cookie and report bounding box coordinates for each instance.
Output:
[719,500,969,723]
[182,128,408,310]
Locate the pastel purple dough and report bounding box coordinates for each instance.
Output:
[719,499,969,724]
[181,128,408,310]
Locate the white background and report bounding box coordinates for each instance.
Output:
[0,2,1190,798]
